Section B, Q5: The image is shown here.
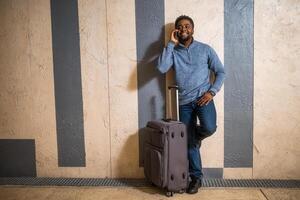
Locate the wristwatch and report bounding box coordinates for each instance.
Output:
[208,90,216,97]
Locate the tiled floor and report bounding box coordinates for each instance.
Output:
[0,186,299,200]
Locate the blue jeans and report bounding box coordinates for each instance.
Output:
[179,98,217,180]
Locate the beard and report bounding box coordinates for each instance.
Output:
[179,34,192,43]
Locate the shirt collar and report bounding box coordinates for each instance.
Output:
[177,37,195,49]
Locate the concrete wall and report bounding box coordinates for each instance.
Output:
[253,0,300,179]
[0,0,299,179]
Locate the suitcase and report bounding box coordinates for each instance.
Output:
[143,85,188,197]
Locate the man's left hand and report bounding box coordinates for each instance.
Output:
[197,92,214,106]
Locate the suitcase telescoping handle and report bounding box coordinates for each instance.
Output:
[167,85,179,121]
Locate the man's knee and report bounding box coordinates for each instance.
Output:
[196,125,217,138]
[205,125,217,136]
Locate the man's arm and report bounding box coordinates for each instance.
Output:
[157,30,179,74]
[197,46,225,106]
[207,46,225,94]
[157,42,175,73]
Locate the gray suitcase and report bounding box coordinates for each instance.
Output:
[143,86,188,197]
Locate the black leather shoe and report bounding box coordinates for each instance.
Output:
[187,179,202,194]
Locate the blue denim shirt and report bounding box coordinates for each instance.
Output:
[157,39,225,105]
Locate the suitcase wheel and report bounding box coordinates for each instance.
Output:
[178,189,185,194]
[166,191,174,197]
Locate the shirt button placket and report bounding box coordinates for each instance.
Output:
[187,49,191,64]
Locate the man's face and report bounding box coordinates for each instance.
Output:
[176,19,194,42]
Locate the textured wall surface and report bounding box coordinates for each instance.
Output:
[0,0,299,179]
[78,0,111,177]
[107,0,143,178]
[0,0,58,177]
[51,0,86,167]
[253,0,300,179]
[224,0,253,168]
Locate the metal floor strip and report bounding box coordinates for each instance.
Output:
[0,178,299,188]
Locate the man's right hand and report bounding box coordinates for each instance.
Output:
[170,29,179,45]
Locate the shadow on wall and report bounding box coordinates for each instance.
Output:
[114,132,144,178]
[128,23,176,168]
[128,24,166,170]
[127,26,165,92]
[128,23,176,91]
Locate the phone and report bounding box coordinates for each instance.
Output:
[174,31,179,39]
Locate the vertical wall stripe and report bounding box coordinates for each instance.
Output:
[224,0,254,167]
[0,140,36,177]
[202,168,223,179]
[51,0,86,167]
[135,0,166,129]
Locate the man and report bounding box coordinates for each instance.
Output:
[157,15,225,194]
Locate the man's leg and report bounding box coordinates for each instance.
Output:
[195,99,217,144]
[179,102,202,194]
[181,99,217,194]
